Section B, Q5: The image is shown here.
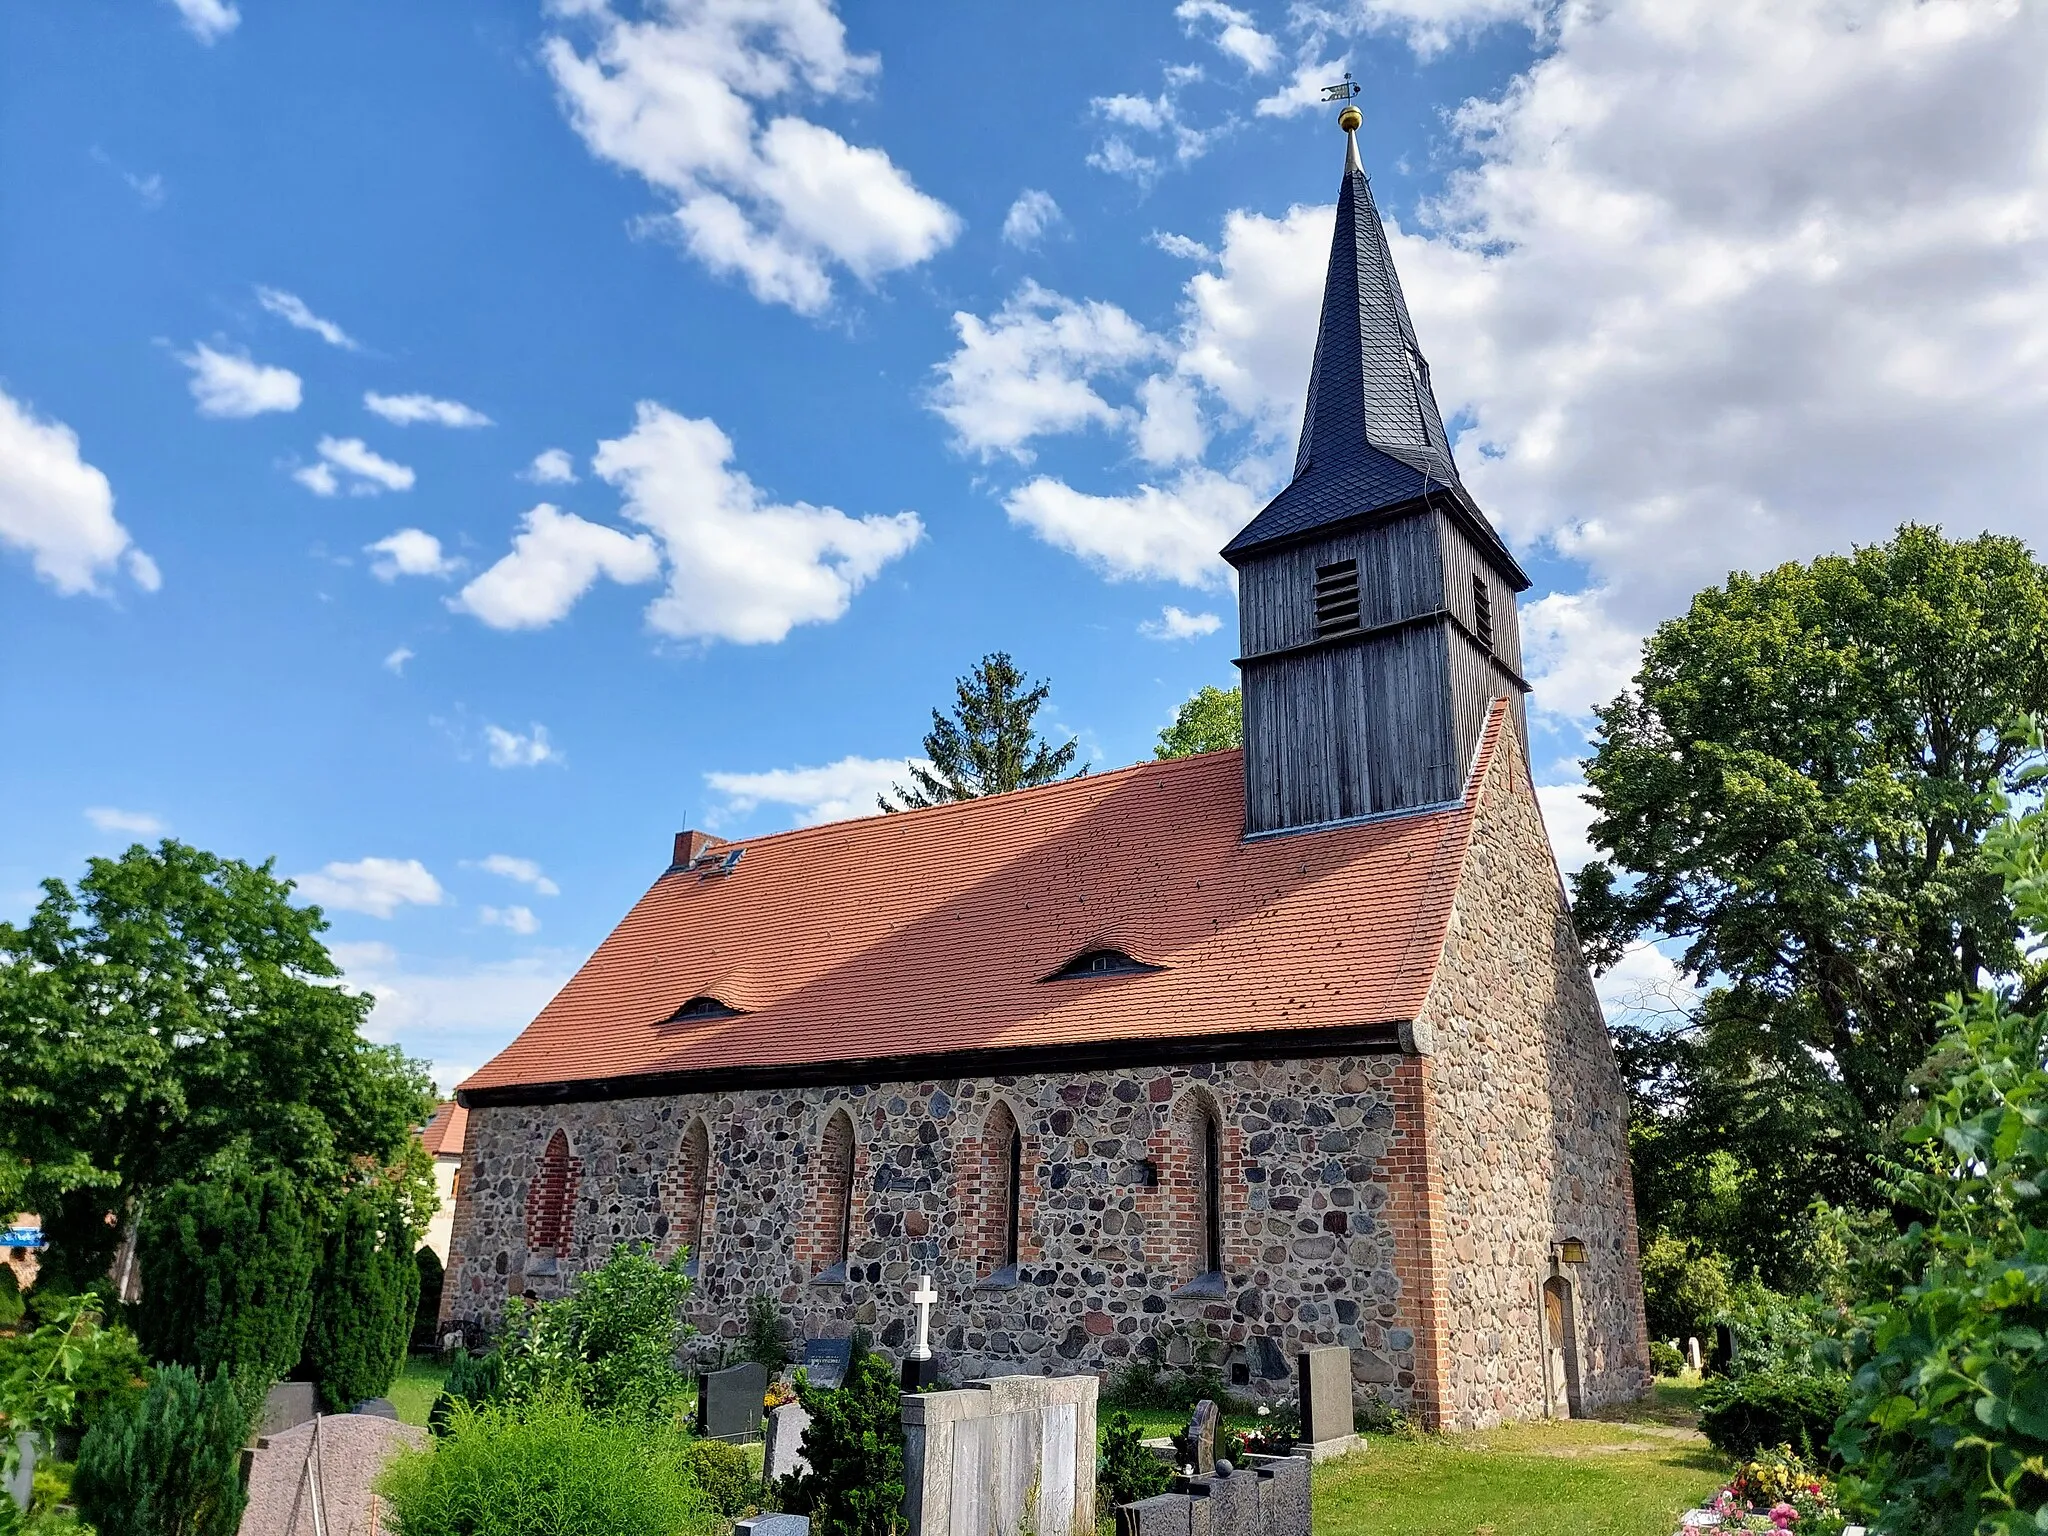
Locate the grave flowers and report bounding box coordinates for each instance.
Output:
[1677,1446,1849,1536]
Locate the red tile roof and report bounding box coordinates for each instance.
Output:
[459,704,1506,1102]
[419,1100,468,1156]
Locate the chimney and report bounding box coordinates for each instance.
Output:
[670,829,725,871]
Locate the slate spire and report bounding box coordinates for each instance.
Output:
[1221,108,1520,566]
[1295,109,1459,486]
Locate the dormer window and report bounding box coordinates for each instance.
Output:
[1044,949,1161,981]
[666,995,740,1022]
[1314,559,1360,637]
[1472,574,1494,652]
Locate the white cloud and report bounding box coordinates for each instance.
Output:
[480,904,541,935]
[1003,468,1254,589]
[331,942,578,1097]
[1132,375,1208,466]
[1534,780,1598,876]
[485,723,561,769]
[929,282,1167,462]
[1151,231,1214,262]
[0,386,153,597]
[705,754,921,827]
[365,392,493,428]
[255,287,357,350]
[543,0,959,315]
[472,854,561,897]
[521,448,579,485]
[383,646,414,674]
[1351,0,2048,724]
[592,402,923,644]
[453,502,661,630]
[85,807,167,836]
[181,344,302,418]
[1254,55,1353,117]
[168,0,239,45]
[1594,941,1699,1025]
[1175,0,1279,71]
[1087,84,1224,182]
[1139,605,1224,641]
[366,529,460,581]
[294,437,415,496]
[1001,189,1063,249]
[1326,0,1548,57]
[126,172,166,209]
[292,857,445,918]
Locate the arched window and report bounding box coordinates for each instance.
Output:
[677,1119,711,1271]
[1197,1100,1222,1277]
[981,1101,1024,1276]
[812,1110,857,1277]
[527,1128,575,1256]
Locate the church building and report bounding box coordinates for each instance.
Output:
[445,112,1651,1430]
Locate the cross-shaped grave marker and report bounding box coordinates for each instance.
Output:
[902,1272,942,1389]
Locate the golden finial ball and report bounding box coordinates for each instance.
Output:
[1338,104,1362,132]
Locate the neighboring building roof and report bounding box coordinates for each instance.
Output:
[1222,131,1526,589]
[419,1100,468,1157]
[458,703,1510,1104]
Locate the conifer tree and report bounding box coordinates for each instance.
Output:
[134,1168,317,1413]
[73,1364,249,1536]
[881,652,1081,810]
[301,1188,418,1411]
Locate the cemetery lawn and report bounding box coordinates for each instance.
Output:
[388,1355,453,1427]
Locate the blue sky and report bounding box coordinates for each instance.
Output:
[6,0,2046,1092]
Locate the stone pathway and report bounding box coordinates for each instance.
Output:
[238,1413,426,1536]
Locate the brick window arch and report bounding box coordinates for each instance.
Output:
[1160,1089,1227,1283]
[527,1127,577,1257]
[979,1100,1025,1276]
[800,1109,858,1278]
[677,1118,711,1270]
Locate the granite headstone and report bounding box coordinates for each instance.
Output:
[1115,1492,1211,1536]
[1686,1336,1703,1372]
[801,1336,853,1390]
[736,1517,812,1536]
[1177,1466,1259,1536]
[1183,1399,1219,1476]
[764,1400,813,1484]
[696,1360,768,1443]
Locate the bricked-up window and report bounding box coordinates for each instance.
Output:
[816,1110,856,1275]
[1472,574,1494,652]
[1315,559,1361,638]
[527,1128,574,1256]
[980,1101,1024,1274]
[677,1119,711,1267]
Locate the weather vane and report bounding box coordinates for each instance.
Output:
[1321,72,1360,104]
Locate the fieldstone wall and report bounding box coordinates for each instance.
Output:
[1413,713,1652,1427]
[445,1054,1423,1407]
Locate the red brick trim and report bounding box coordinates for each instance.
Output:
[526,1127,582,1258]
[795,1109,862,1275]
[656,1117,714,1266]
[1145,1086,1252,1286]
[1381,1058,1451,1428]
[958,1099,1035,1273]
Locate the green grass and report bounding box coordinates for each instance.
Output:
[1098,1382,1725,1536]
[388,1354,453,1428]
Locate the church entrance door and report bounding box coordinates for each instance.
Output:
[1542,1277,1580,1419]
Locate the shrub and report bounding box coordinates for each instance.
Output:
[686,1436,763,1517]
[780,1348,906,1536]
[134,1169,316,1412]
[411,1246,446,1352]
[1649,1339,1686,1376]
[494,1245,695,1422]
[1100,1410,1170,1507]
[0,1296,149,1444]
[301,1188,418,1411]
[1639,1232,1736,1345]
[72,1363,249,1536]
[428,1346,503,1437]
[0,1268,22,1330]
[378,1396,709,1536]
[736,1292,792,1371]
[1699,1367,1850,1463]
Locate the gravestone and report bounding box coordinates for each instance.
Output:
[1250,1335,1290,1381]
[1709,1323,1736,1375]
[697,1360,768,1443]
[1247,1453,1311,1536]
[1116,1491,1209,1536]
[1296,1346,1358,1460]
[1685,1336,1703,1372]
[901,1372,1096,1536]
[801,1336,853,1390]
[1177,1466,1258,1536]
[736,1517,811,1536]
[6,1432,37,1513]
[1183,1400,1219,1476]
[765,1400,813,1485]
[258,1381,318,1439]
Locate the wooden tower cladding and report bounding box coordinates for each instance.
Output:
[1223,116,1531,835]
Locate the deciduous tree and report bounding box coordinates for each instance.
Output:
[1154,685,1242,759]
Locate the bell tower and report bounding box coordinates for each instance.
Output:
[1223,102,1531,836]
